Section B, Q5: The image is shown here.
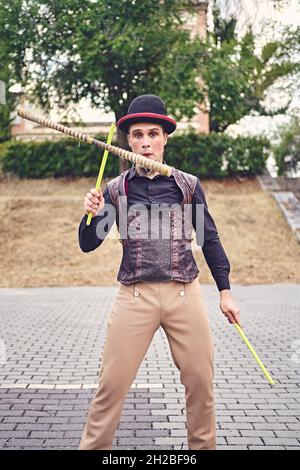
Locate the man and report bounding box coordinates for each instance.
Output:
[78,94,240,450]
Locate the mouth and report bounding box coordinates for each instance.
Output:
[142,153,153,157]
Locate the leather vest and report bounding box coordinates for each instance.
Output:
[107,167,199,284]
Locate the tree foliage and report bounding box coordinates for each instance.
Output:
[199,1,300,132]
[272,116,300,176]
[0,0,204,122]
[0,0,299,140]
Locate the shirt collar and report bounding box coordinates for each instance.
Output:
[126,161,170,181]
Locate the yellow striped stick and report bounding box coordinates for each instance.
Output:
[17,107,172,177]
[234,323,275,385]
[86,123,115,226]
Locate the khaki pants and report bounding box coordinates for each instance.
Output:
[79,279,216,450]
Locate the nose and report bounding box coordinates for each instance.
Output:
[142,135,150,148]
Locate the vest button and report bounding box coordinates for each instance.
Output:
[134,291,139,297]
[179,290,185,297]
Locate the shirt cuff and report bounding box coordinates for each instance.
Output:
[216,277,231,292]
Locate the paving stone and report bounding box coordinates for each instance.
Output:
[0,284,300,450]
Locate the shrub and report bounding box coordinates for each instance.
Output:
[0,132,270,178]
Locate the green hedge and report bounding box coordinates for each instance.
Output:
[164,132,270,178]
[0,136,119,178]
[0,132,270,179]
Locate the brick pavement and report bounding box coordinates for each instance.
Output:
[0,284,299,450]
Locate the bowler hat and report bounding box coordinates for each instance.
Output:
[116,94,177,134]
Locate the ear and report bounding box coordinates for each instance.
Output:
[164,133,168,146]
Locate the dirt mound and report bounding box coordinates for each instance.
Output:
[1,175,299,287]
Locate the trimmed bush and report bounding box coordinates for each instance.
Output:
[1,136,119,178]
[0,132,270,179]
[164,132,270,178]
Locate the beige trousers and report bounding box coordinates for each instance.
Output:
[79,279,216,450]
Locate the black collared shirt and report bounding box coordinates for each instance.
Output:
[78,170,231,291]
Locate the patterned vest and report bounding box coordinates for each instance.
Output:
[107,167,199,284]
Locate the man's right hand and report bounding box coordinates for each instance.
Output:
[83,188,105,217]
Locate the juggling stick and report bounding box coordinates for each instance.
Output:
[234,323,275,385]
[86,123,115,226]
[17,107,172,177]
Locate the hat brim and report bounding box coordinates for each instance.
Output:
[117,112,177,135]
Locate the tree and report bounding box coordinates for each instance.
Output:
[0,37,12,142]
[0,0,36,142]
[0,61,20,143]
[272,116,300,176]
[0,0,205,169]
[1,0,299,150]
[0,66,11,143]
[197,1,300,132]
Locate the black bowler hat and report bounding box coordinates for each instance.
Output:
[116,94,177,134]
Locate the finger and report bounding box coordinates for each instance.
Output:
[87,194,99,204]
[232,311,241,326]
[86,202,97,211]
[85,197,94,207]
[89,203,98,210]
[91,188,100,198]
[225,311,235,324]
[235,318,243,328]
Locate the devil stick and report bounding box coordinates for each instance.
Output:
[86,123,115,226]
[17,107,173,177]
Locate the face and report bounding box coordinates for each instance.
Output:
[127,122,168,164]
